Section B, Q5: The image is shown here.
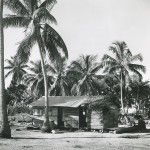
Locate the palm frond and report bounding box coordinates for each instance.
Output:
[90,64,102,74]
[131,54,143,62]
[5,70,13,78]
[39,0,57,10]
[23,0,38,13]
[112,41,127,60]
[4,0,29,16]
[4,66,13,70]
[34,7,57,24]
[102,54,116,62]
[129,68,143,79]
[5,58,14,66]
[69,61,84,72]
[23,74,36,85]
[85,55,90,71]
[101,54,117,68]
[109,45,121,60]
[125,48,132,58]
[30,80,38,93]
[128,64,146,73]
[30,60,39,67]
[47,65,57,74]
[3,15,30,28]
[42,23,68,60]
[16,30,37,63]
[108,65,121,74]
[21,64,28,68]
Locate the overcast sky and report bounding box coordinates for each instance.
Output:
[4,0,150,86]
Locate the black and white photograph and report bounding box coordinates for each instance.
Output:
[0,0,150,149]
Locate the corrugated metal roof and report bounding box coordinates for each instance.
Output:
[31,96,102,108]
[53,99,87,107]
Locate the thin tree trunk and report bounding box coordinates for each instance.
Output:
[136,86,140,113]
[37,28,51,132]
[0,0,11,138]
[60,79,65,96]
[120,71,124,114]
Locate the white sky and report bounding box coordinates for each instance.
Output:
[4,0,150,87]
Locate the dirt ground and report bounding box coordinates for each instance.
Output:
[1,129,150,150]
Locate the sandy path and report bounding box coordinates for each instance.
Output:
[0,130,150,150]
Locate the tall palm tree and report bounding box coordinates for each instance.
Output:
[0,0,11,138]
[49,58,71,96]
[24,60,53,98]
[102,41,145,113]
[5,56,28,84]
[68,55,106,96]
[4,0,68,132]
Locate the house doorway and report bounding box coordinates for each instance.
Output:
[79,107,87,128]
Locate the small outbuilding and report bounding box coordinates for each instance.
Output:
[30,96,119,130]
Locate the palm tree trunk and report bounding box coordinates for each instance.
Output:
[136,85,140,113]
[37,28,51,133]
[120,71,125,114]
[0,0,11,138]
[61,81,65,96]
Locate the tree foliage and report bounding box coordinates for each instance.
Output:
[23,60,53,97]
[68,55,107,96]
[5,56,28,84]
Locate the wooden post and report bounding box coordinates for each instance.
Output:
[57,107,63,128]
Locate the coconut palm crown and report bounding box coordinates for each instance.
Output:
[68,55,106,96]
[102,41,145,112]
[5,56,28,84]
[3,0,68,62]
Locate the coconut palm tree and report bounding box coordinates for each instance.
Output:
[23,60,53,98]
[49,58,71,96]
[0,0,11,138]
[68,55,106,96]
[5,56,28,85]
[4,0,68,132]
[102,41,145,113]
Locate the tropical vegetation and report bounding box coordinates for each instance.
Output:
[101,41,146,113]
[1,0,150,139]
[23,60,53,98]
[49,58,71,96]
[68,55,107,96]
[5,56,28,84]
[3,0,68,132]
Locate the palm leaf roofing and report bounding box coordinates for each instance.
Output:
[31,96,102,108]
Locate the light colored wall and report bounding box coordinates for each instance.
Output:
[90,110,103,129]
